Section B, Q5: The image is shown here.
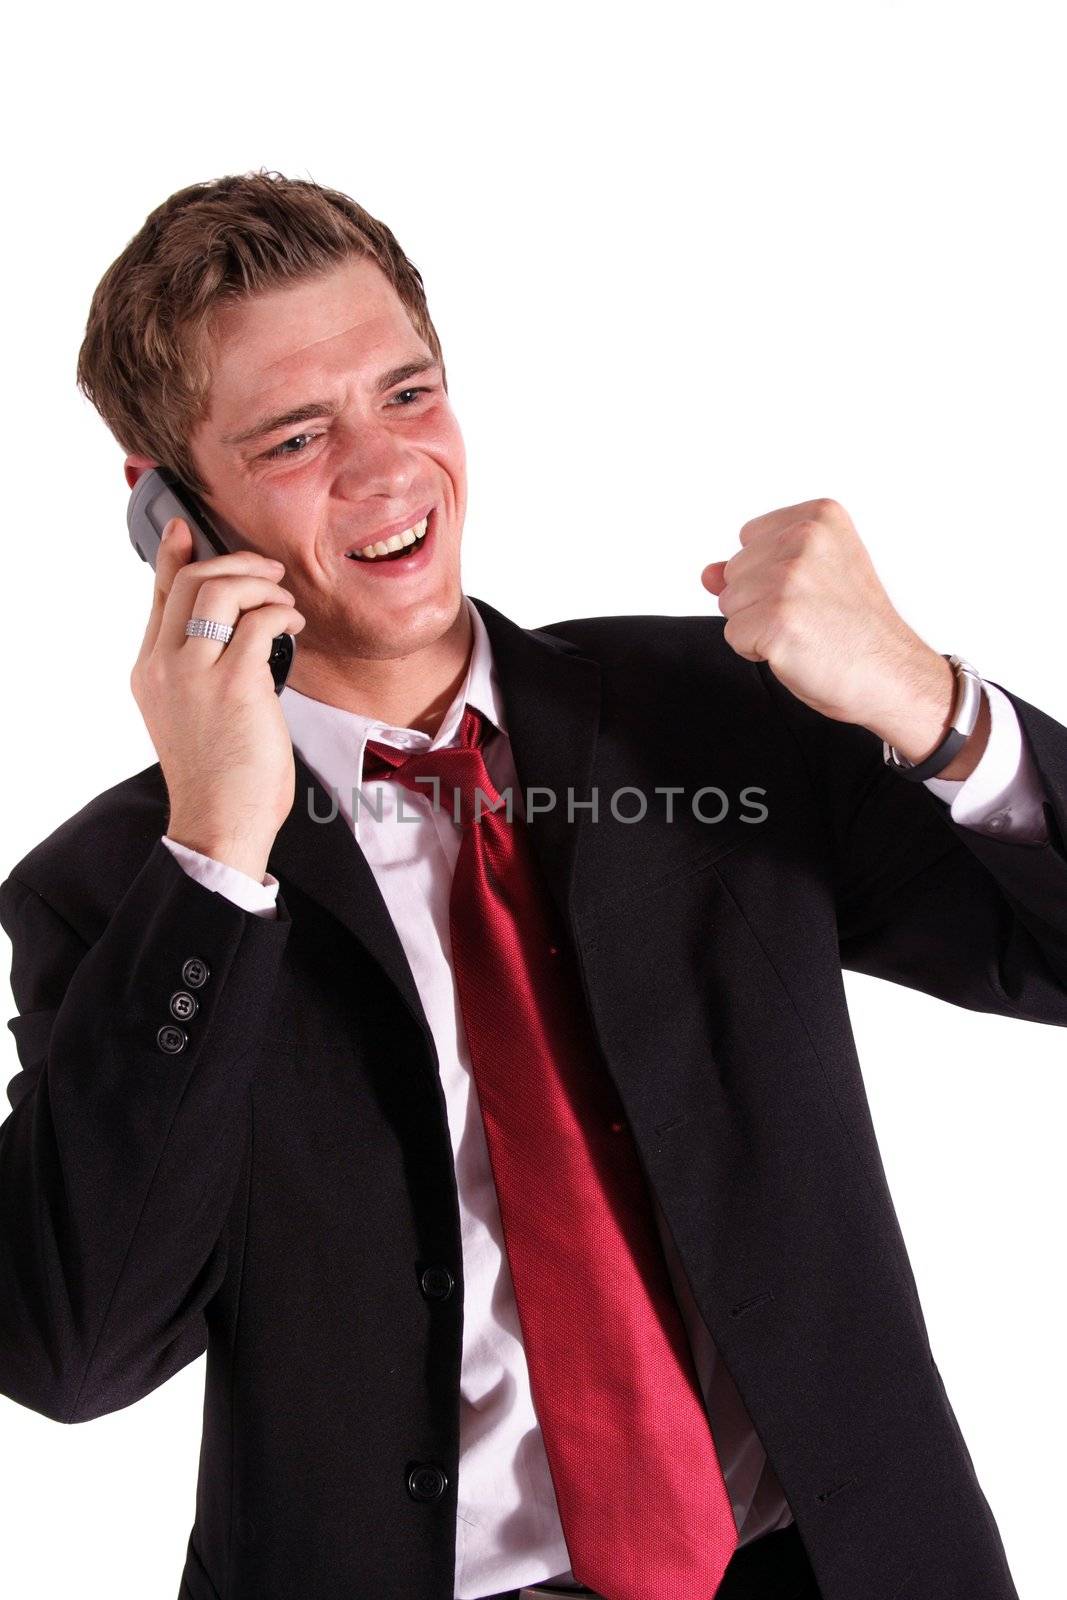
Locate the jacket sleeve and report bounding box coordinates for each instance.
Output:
[757,666,1067,1024]
[0,836,292,1423]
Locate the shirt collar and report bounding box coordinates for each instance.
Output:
[277,594,507,823]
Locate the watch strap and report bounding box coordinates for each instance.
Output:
[882,654,982,781]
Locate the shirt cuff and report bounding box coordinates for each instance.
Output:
[923,680,1050,842]
[160,835,280,917]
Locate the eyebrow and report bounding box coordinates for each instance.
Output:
[220,357,442,447]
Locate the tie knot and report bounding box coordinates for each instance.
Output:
[362,704,504,827]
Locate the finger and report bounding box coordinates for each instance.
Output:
[148,524,287,652]
[739,499,844,548]
[722,599,775,663]
[738,516,783,548]
[738,504,811,546]
[700,560,729,595]
[165,574,297,663]
[219,602,306,679]
[158,546,291,646]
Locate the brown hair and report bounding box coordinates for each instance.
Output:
[75,169,446,499]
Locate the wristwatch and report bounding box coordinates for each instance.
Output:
[882,653,983,781]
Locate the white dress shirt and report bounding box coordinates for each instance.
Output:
[162,599,1049,1596]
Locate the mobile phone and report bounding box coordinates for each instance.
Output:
[127,465,296,694]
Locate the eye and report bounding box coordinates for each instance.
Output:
[390,386,433,406]
[262,431,320,461]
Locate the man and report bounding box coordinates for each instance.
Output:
[0,172,1063,1600]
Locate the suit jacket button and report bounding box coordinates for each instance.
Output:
[420,1265,455,1301]
[157,1024,187,1055]
[182,958,210,989]
[170,990,198,1022]
[407,1463,448,1502]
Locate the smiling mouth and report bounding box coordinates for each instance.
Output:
[345,513,431,562]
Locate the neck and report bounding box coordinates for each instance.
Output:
[283,599,474,738]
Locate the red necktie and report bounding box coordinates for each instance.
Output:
[363,706,739,1600]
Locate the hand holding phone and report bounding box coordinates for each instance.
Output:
[129,512,307,884]
[128,466,296,693]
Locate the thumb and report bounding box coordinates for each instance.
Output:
[700,559,729,596]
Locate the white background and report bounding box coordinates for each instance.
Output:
[1,2,1065,1595]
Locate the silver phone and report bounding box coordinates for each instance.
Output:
[127,465,295,694]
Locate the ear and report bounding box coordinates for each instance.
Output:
[124,452,159,490]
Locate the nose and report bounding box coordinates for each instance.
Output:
[334,420,420,503]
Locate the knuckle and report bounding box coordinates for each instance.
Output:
[789,521,829,559]
[190,571,231,595]
[811,496,842,520]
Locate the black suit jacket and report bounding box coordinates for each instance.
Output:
[2,596,1066,1600]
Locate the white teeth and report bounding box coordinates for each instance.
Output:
[351,514,429,560]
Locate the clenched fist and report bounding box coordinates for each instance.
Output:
[700,497,958,752]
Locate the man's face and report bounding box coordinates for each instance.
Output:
[183,256,467,662]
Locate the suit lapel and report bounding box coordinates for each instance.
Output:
[266,595,602,1049]
[469,594,601,927]
[268,745,431,1041]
